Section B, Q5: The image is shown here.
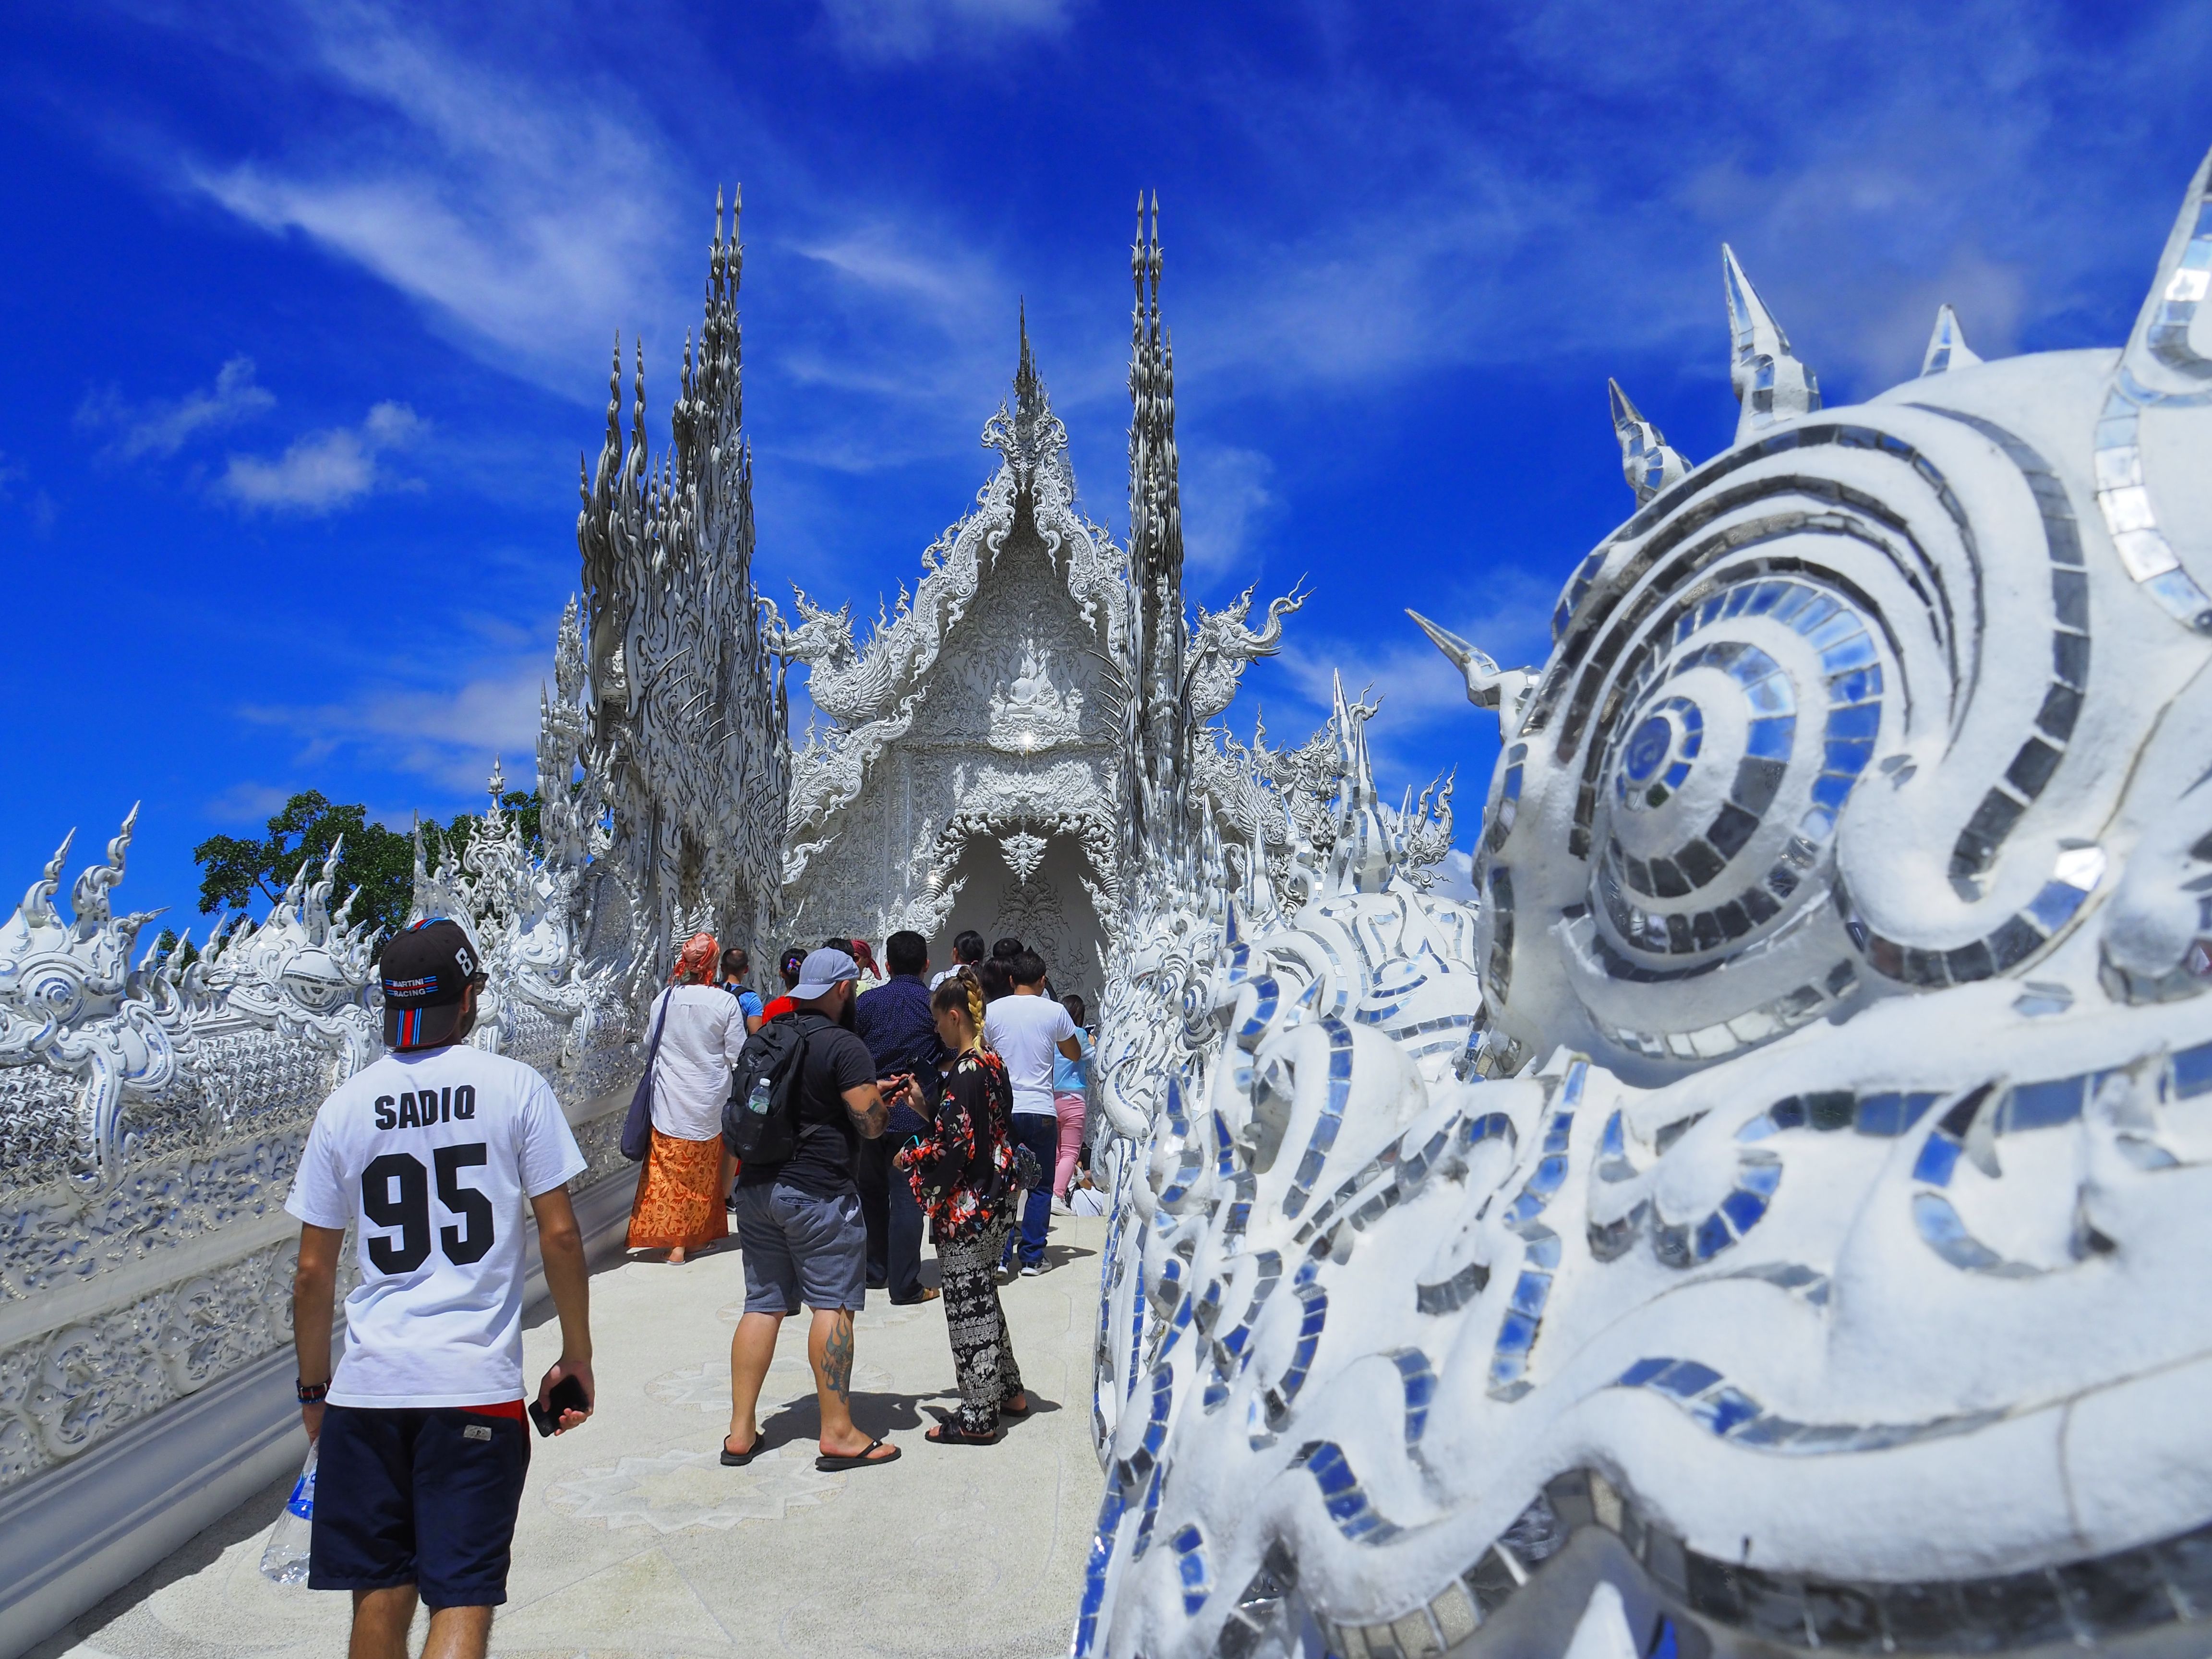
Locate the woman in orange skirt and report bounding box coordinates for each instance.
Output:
[628,932,751,1262]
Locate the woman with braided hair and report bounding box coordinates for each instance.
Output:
[896,971,1029,1442]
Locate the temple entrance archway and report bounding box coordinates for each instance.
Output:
[933,830,1105,1009]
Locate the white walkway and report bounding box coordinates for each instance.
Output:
[32,1217,1106,1659]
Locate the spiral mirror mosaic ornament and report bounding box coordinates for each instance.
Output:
[1468,152,2212,1078]
[1080,146,2212,1659]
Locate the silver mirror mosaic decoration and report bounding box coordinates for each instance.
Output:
[1079,146,2212,1659]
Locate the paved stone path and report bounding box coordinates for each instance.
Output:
[33,1216,1106,1659]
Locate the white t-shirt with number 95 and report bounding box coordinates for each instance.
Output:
[285,1046,588,1408]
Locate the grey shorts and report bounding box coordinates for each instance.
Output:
[731,1183,867,1314]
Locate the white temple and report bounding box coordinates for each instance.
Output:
[7,146,2212,1659]
[770,323,1130,1000]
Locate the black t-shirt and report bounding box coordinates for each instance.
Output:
[736,1016,877,1198]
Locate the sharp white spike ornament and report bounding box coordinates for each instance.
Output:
[2090,142,2212,637]
[1606,378,1692,502]
[2124,141,2212,388]
[1406,609,1534,738]
[1919,302,1983,376]
[1721,242,1820,441]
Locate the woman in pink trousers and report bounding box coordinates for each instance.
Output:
[1050,993,1093,1207]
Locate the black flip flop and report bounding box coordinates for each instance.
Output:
[816,1436,902,1472]
[926,1423,999,1446]
[720,1436,762,1467]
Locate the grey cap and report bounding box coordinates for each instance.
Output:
[793,948,860,1000]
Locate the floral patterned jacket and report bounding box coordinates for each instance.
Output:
[904,1048,1015,1243]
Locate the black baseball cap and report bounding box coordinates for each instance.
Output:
[381,918,485,1049]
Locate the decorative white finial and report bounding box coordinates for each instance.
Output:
[2122,141,2212,392]
[1407,610,1533,737]
[1919,304,1982,376]
[1722,244,1820,443]
[1607,379,1691,503]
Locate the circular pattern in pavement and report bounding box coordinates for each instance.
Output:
[544,1445,843,1534]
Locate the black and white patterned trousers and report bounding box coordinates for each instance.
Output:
[938,1219,1024,1434]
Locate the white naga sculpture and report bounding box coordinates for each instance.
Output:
[1079,149,2212,1659]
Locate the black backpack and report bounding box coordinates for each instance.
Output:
[723,1013,826,1165]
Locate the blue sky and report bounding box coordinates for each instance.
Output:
[3,0,2207,929]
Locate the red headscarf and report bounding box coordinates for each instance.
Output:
[671,932,720,986]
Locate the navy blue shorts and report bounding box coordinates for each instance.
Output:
[310,1403,531,1607]
[731,1182,868,1314]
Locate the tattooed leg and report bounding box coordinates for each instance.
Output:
[821,1311,854,1400]
[809,1307,867,1455]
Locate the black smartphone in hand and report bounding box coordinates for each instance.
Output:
[529,1372,591,1437]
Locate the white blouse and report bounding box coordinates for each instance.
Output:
[646,985,751,1142]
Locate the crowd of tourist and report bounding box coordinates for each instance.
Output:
[282,918,1101,1658]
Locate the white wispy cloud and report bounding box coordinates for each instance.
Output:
[204,780,296,824]
[138,0,1046,477]
[171,3,694,393]
[77,355,276,459]
[774,219,1022,435]
[0,451,56,535]
[1431,847,1478,904]
[1182,445,1278,578]
[221,400,422,512]
[1277,563,1559,724]
[1276,635,1468,732]
[820,0,1075,63]
[1172,0,2212,401]
[240,650,549,795]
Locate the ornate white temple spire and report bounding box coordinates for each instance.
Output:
[1607,378,1691,503]
[1125,190,1190,885]
[1721,244,1820,443]
[574,187,787,985]
[1919,303,1982,376]
[995,299,1059,486]
[1016,299,1040,413]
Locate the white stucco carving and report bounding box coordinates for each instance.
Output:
[1076,147,2212,1659]
[989,640,1086,755]
[28,145,2212,1659]
[579,190,787,990]
[773,325,1132,988]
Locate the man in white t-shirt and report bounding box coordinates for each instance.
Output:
[287,918,594,1659]
[981,950,1081,1275]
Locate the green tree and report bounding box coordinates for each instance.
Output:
[193,792,416,946]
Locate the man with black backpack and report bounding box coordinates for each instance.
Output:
[720,948,905,1471]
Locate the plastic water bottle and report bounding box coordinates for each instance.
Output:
[259,1441,318,1585]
